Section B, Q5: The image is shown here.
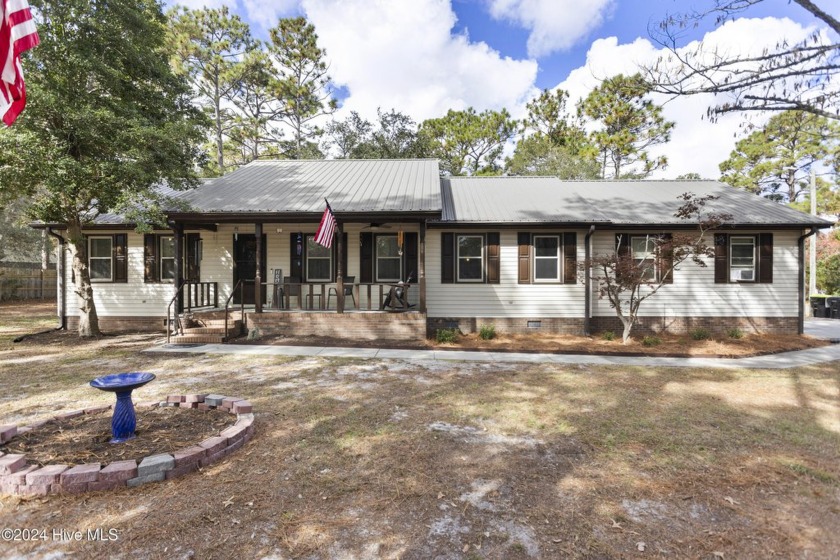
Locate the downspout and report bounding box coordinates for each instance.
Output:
[798,227,818,335]
[46,227,66,330]
[14,228,66,342]
[584,225,596,336]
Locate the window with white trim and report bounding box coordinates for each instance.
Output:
[457,235,483,282]
[159,236,176,281]
[631,236,657,281]
[305,235,332,281]
[88,236,113,281]
[730,236,756,282]
[375,235,401,282]
[533,235,561,281]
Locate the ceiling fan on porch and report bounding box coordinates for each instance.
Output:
[361,223,392,230]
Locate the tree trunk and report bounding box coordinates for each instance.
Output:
[67,221,100,337]
[620,316,634,344]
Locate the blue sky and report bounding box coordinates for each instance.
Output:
[170,0,834,178]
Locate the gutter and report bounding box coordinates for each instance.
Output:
[14,228,67,343]
[584,225,596,336]
[797,227,818,335]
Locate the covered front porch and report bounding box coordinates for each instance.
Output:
[165,219,430,344]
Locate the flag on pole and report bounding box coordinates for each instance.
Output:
[314,199,337,248]
[1,0,40,127]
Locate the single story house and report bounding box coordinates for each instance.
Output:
[37,159,833,343]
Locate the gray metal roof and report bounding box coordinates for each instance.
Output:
[559,180,834,226]
[172,159,441,214]
[440,177,833,227]
[440,176,611,223]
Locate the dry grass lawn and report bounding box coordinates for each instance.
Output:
[1,300,839,559]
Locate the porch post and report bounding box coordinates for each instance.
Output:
[337,223,345,313]
[419,221,427,313]
[255,222,263,314]
[173,223,184,314]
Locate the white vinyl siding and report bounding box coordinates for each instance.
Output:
[591,230,799,318]
[427,230,587,318]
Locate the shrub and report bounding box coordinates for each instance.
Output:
[642,335,661,347]
[478,324,496,340]
[690,327,712,341]
[601,331,616,341]
[726,327,744,339]
[435,328,458,344]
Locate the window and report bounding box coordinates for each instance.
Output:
[730,236,756,282]
[631,235,657,281]
[457,235,483,282]
[533,235,561,281]
[159,236,176,281]
[89,236,113,281]
[375,235,401,282]
[305,235,332,281]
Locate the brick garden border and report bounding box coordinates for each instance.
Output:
[0,394,254,496]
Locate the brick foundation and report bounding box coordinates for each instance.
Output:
[246,311,427,342]
[428,317,586,336]
[67,316,163,332]
[428,316,799,336]
[589,316,799,336]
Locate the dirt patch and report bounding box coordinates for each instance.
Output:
[2,406,234,466]
[236,330,829,358]
[1,300,839,559]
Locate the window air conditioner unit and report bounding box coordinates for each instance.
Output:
[734,269,754,281]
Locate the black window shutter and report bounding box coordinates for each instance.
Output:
[143,234,158,283]
[517,232,531,284]
[360,232,373,283]
[404,232,418,282]
[486,232,500,284]
[185,233,200,281]
[658,233,674,284]
[714,233,729,284]
[290,233,304,281]
[441,232,455,283]
[615,233,630,282]
[563,232,577,284]
[758,233,773,284]
[113,234,128,283]
[341,232,348,281]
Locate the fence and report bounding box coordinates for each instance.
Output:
[0,263,57,301]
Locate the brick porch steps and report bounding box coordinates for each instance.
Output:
[168,334,227,344]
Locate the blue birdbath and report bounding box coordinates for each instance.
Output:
[89,372,156,443]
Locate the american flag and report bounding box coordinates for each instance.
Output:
[314,199,336,248]
[1,0,39,127]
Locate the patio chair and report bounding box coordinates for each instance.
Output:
[282,276,302,309]
[382,272,415,311]
[327,276,356,309]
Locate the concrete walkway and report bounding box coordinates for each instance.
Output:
[148,320,840,370]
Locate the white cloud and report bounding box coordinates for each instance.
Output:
[301,0,538,122]
[487,0,614,57]
[555,17,815,179]
[240,0,300,29]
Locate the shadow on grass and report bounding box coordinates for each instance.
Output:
[1,353,838,559]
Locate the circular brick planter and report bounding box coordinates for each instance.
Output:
[0,394,254,496]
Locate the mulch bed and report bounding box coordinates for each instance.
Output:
[2,407,235,466]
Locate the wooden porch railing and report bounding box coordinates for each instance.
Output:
[166,281,220,343]
[184,281,218,311]
[259,281,415,311]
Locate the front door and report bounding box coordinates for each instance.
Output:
[233,234,267,305]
